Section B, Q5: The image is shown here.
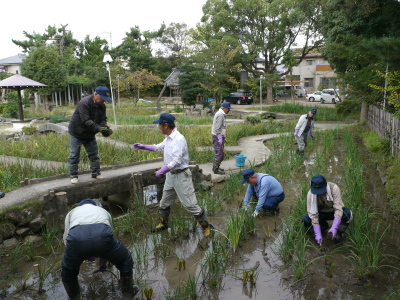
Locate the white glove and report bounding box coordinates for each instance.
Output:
[242,205,248,211]
[252,211,259,217]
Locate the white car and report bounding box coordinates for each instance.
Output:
[306,91,339,104]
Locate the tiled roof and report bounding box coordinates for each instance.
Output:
[164,68,184,86]
[0,54,26,65]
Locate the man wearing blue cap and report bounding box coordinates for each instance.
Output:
[132,113,213,237]
[68,86,114,184]
[211,102,233,174]
[241,168,285,217]
[61,199,138,299]
[302,175,352,245]
[294,108,317,155]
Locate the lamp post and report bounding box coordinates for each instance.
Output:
[260,75,264,111]
[103,52,117,125]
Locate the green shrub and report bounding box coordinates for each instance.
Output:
[245,116,262,124]
[174,105,183,113]
[49,116,67,123]
[336,100,361,116]
[0,103,6,114]
[362,131,389,153]
[22,126,38,135]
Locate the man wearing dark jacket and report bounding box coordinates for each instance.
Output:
[68,86,113,184]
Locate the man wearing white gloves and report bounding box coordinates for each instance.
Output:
[241,168,285,217]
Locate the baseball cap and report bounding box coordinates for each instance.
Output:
[310,175,327,194]
[153,113,176,124]
[241,168,255,184]
[310,108,317,114]
[79,198,97,206]
[221,102,233,109]
[95,86,112,101]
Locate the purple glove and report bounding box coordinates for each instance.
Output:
[294,129,299,137]
[313,224,323,244]
[97,258,108,272]
[328,218,341,240]
[310,131,315,139]
[217,134,224,145]
[155,165,171,178]
[132,143,155,151]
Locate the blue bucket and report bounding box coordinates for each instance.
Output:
[235,154,247,167]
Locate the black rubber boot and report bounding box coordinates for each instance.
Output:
[62,277,80,300]
[120,273,139,299]
[151,216,169,232]
[199,221,214,237]
[213,162,225,175]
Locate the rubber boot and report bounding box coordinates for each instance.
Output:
[151,216,168,232]
[199,221,214,238]
[120,273,139,299]
[62,277,80,300]
[213,162,225,175]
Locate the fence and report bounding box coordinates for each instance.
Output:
[367,105,400,157]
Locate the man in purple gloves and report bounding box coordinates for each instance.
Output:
[302,175,353,245]
[132,113,213,237]
[294,108,316,155]
[211,102,232,174]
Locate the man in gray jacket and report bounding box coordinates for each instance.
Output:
[211,102,232,174]
[62,199,138,299]
[294,108,316,155]
[68,86,113,184]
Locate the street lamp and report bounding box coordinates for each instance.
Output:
[260,75,264,111]
[103,52,117,125]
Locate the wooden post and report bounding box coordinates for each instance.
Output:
[130,173,144,207]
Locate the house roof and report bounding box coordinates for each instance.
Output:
[0,53,26,66]
[164,68,184,86]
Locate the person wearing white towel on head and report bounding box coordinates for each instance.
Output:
[302,175,352,245]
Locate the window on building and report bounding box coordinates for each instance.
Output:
[306,60,314,65]
[304,78,314,88]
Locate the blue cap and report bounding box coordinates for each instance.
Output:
[153,113,176,124]
[310,175,327,194]
[241,168,255,184]
[310,108,317,114]
[79,198,97,206]
[95,86,112,101]
[221,102,233,109]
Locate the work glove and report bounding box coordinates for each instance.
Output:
[101,126,113,137]
[132,143,156,151]
[217,134,224,145]
[97,258,108,272]
[310,131,315,139]
[252,211,259,217]
[155,165,171,178]
[313,224,323,245]
[242,205,248,211]
[327,218,341,240]
[294,129,299,137]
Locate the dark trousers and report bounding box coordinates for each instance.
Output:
[68,134,100,176]
[302,207,352,227]
[258,192,285,211]
[61,224,133,280]
[212,135,224,162]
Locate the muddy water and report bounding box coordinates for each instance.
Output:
[1,137,400,299]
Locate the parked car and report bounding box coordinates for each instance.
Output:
[222,92,253,105]
[306,91,339,104]
[322,88,342,103]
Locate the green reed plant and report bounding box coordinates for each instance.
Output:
[168,215,196,242]
[144,286,154,300]
[201,236,229,287]
[33,256,58,293]
[41,224,60,254]
[225,211,247,252]
[10,272,32,292]
[9,242,26,271]
[198,191,224,216]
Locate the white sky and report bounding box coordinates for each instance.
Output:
[0,0,207,59]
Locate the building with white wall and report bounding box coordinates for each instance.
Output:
[0,54,26,74]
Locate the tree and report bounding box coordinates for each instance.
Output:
[21,45,68,111]
[123,69,162,100]
[320,0,400,118]
[113,26,164,72]
[201,0,323,104]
